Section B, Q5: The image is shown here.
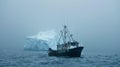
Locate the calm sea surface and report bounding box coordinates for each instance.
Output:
[0,50,120,67]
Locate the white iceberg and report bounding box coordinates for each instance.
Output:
[24,30,58,51]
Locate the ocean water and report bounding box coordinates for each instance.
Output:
[0,50,120,67]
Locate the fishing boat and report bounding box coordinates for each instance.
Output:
[48,25,84,57]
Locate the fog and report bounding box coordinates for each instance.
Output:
[0,0,120,53]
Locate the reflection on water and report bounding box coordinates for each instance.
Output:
[0,50,120,67]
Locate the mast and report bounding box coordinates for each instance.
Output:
[57,25,78,50]
[63,25,67,44]
[57,25,69,50]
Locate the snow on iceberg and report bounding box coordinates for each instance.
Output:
[24,30,58,51]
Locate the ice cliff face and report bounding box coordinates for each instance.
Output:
[24,30,57,51]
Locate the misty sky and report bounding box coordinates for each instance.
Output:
[0,0,120,53]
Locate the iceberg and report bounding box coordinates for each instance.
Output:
[24,30,57,51]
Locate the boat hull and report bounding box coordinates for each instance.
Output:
[48,47,84,57]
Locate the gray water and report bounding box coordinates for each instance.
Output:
[0,50,120,67]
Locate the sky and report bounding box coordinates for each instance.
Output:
[0,0,120,54]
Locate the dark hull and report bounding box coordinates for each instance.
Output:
[48,47,84,57]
